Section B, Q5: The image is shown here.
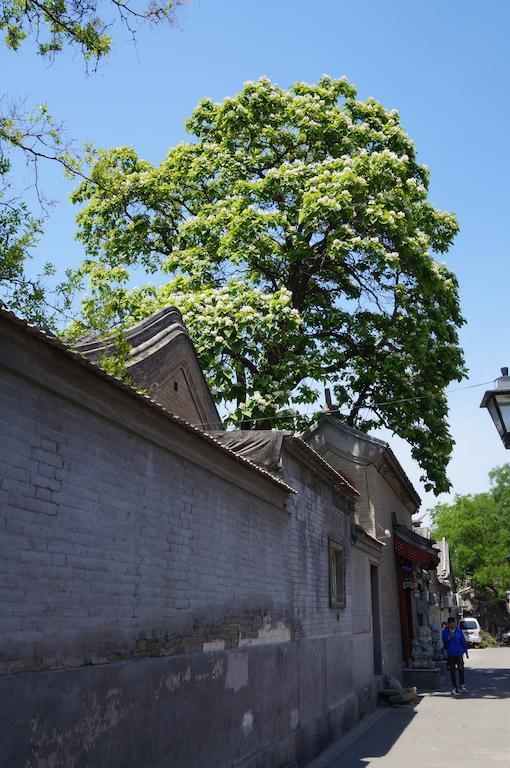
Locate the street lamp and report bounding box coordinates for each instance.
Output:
[480,368,510,448]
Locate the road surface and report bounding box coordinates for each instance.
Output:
[308,647,510,768]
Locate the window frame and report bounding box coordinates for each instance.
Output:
[328,537,346,609]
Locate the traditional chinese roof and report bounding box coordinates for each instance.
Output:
[352,523,385,558]
[208,430,358,498]
[393,524,440,568]
[302,414,421,512]
[0,307,294,496]
[74,307,223,430]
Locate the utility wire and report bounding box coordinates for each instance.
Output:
[194,378,496,431]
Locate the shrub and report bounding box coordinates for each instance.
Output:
[480,630,499,648]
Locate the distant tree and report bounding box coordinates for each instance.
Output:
[431,464,510,597]
[68,76,465,494]
[1,0,186,63]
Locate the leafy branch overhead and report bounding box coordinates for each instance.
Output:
[1,0,187,321]
[0,100,81,326]
[1,0,186,62]
[69,75,466,494]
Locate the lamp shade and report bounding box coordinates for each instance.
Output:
[480,371,510,448]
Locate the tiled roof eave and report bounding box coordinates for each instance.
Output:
[288,436,359,497]
[0,308,296,496]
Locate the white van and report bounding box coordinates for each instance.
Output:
[460,617,482,647]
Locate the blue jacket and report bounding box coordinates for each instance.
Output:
[442,626,468,656]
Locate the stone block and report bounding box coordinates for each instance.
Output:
[402,666,441,691]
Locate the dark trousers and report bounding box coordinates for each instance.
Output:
[448,655,465,688]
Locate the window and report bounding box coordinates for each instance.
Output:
[328,538,345,608]
[460,620,478,630]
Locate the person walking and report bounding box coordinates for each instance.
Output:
[442,616,469,695]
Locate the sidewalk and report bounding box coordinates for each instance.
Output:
[306,648,510,768]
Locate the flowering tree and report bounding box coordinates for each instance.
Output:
[69,76,465,493]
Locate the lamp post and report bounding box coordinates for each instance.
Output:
[480,368,510,448]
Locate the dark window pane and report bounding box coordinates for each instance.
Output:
[335,553,344,601]
[460,620,478,629]
[329,538,345,608]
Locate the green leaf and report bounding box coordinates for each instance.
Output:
[69,76,465,491]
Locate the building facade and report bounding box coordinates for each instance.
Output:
[303,415,439,671]
[412,529,458,627]
[1,308,385,768]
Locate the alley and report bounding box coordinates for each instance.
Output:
[309,648,510,768]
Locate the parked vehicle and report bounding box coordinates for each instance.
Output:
[460,618,482,646]
[502,630,510,646]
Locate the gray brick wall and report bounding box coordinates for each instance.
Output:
[365,464,411,673]
[0,318,380,768]
[283,450,353,641]
[0,330,353,675]
[303,417,418,676]
[323,453,411,674]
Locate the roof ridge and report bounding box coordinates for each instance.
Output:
[306,414,420,507]
[289,435,359,496]
[0,307,295,495]
[74,306,187,356]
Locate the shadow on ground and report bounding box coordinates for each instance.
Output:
[426,662,510,699]
[310,700,421,768]
[328,705,418,768]
[309,652,510,767]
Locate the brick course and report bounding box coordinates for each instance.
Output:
[0,335,353,675]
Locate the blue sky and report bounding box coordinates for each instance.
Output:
[4,0,510,513]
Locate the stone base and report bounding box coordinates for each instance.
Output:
[0,639,381,768]
[402,667,441,690]
[389,689,417,705]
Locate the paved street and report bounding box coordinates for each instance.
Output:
[309,648,510,768]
